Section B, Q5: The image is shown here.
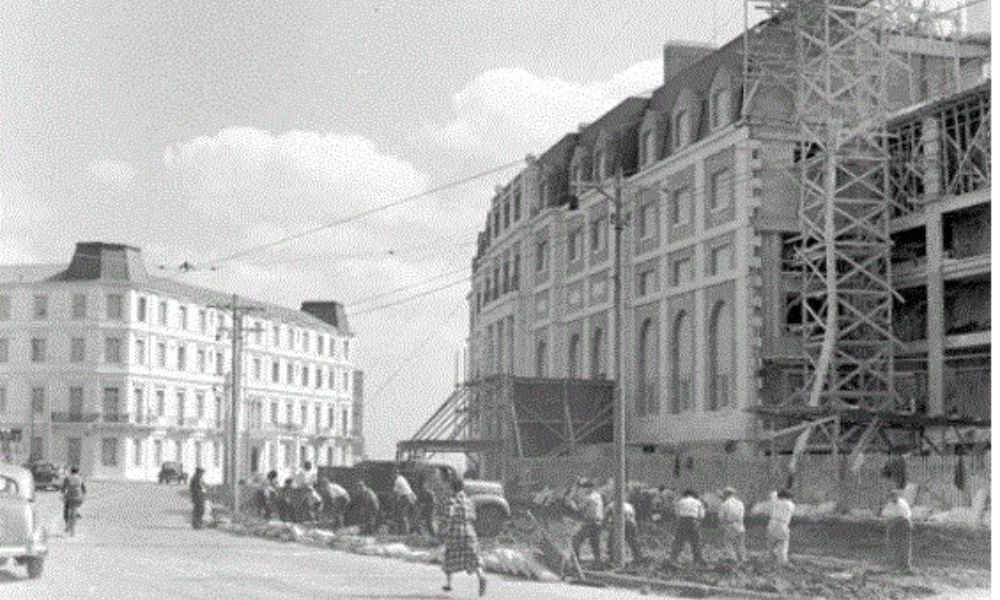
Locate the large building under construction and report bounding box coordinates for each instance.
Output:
[406,2,990,475]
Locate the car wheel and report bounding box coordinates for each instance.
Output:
[475,505,507,539]
[25,557,44,579]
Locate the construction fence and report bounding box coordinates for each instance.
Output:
[504,451,990,513]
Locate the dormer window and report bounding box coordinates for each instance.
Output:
[593,149,606,180]
[711,88,730,130]
[673,110,690,150]
[640,130,656,166]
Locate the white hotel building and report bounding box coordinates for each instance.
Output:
[0,242,362,483]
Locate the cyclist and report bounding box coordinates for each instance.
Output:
[61,466,86,532]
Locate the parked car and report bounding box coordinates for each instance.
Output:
[0,463,48,578]
[158,462,188,485]
[24,462,64,492]
[318,459,511,537]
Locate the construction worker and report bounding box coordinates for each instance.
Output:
[882,489,913,572]
[767,488,796,565]
[392,468,417,534]
[566,478,604,564]
[603,496,643,564]
[670,490,706,566]
[718,487,747,564]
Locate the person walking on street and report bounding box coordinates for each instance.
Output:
[417,476,438,537]
[767,488,796,565]
[354,478,381,535]
[567,478,604,564]
[61,466,86,532]
[393,468,417,534]
[883,489,913,572]
[189,467,207,530]
[442,477,488,596]
[671,490,706,566]
[718,487,747,564]
[603,497,643,564]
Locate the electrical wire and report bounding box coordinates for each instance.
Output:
[253,240,476,267]
[349,277,470,317]
[196,160,523,268]
[346,265,470,307]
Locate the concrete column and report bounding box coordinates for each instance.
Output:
[923,117,945,416]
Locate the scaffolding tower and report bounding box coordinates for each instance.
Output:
[743,0,983,456]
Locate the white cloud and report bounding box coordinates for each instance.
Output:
[90,158,136,188]
[429,60,662,160]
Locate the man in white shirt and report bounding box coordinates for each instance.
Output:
[671,490,706,565]
[767,488,796,565]
[292,460,316,488]
[718,487,747,564]
[883,489,913,572]
[604,499,643,563]
[568,479,605,564]
[392,469,417,534]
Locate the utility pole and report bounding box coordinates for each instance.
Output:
[570,168,629,568]
[212,294,261,516]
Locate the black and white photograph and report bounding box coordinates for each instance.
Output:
[0,1,993,598]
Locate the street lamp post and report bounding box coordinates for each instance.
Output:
[570,168,628,568]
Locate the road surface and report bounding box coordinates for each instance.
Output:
[1,481,665,599]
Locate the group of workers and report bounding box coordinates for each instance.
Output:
[566,479,913,572]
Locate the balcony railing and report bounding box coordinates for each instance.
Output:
[51,412,101,423]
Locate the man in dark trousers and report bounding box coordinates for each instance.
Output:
[189,467,207,529]
[354,478,381,535]
[566,478,604,564]
[671,489,706,566]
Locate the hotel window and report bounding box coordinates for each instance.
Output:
[158,301,168,326]
[72,294,88,320]
[177,345,187,370]
[0,338,7,363]
[503,199,511,229]
[710,169,731,211]
[513,191,522,221]
[672,110,690,150]
[179,306,188,330]
[710,244,733,276]
[272,361,280,383]
[199,309,207,332]
[30,337,47,362]
[215,351,224,375]
[638,268,656,296]
[106,294,123,320]
[671,187,691,226]
[572,161,585,184]
[0,386,6,413]
[593,149,606,180]
[641,129,657,166]
[342,408,350,436]
[343,371,350,392]
[0,295,9,320]
[253,358,262,381]
[301,365,309,387]
[101,438,118,467]
[303,331,310,353]
[272,325,280,346]
[134,439,143,466]
[31,387,46,414]
[135,339,146,365]
[512,253,521,290]
[287,329,294,350]
[197,348,206,372]
[535,240,548,273]
[156,343,166,368]
[71,337,86,362]
[286,363,294,384]
[33,295,48,320]
[137,297,147,322]
[318,335,325,356]
[493,209,501,238]
[711,88,730,130]
[567,228,583,262]
[316,366,323,389]
[502,260,510,293]
[343,340,350,361]
[155,389,166,416]
[270,401,278,423]
[672,257,693,286]
[196,392,206,418]
[590,217,605,251]
[638,202,656,240]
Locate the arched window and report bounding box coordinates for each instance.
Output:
[590,327,605,379]
[637,318,659,416]
[671,311,694,413]
[535,340,548,378]
[709,68,733,130]
[672,88,698,151]
[567,333,581,378]
[639,110,659,167]
[708,302,733,410]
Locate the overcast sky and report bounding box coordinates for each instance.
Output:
[1,1,762,459]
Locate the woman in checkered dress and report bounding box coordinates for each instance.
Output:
[442,477,487,596]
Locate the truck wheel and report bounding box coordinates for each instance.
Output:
[475,505,507,538]
[26,557,44,579]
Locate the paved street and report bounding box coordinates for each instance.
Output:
[2,481,663,599]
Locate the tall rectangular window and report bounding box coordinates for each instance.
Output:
[194,441,203,468]
[639,202,656,239]
[272,325,280,347]
[104,337,122,363]
[179,306,188,330]
[342,408,350,436]
[69,386,85,416]
[32,295,48,320]
[71,294,88,320]
[197,349,206,373]
[286,363,294,384]
[710,169,731,211]
[155,389,165,416]
[30,337,47,362]
[71,337,86,362]
[31,387,45,414]
[343,340,350,361]
[158,301,168,326]
[673,110,690,149]
[301,365,309,387]
[671,187,691,226]
[272,361,280,383]
[134,338,146,364]
[0,386,7,413]
[154,440,163,466]
[133,438,143,466]
[102,387,120,419]
[253,358,262,381]
[196,392,206,418]
[513,191,522,221]
[106,294,123,320]
[136,297,147,322]
[567,228,583,262]
[156,343,167,368]
[199,309,207,332]
[0,295,10,320]
[101,438,118,467]
[710,244,733,276]
[0,338,8,363]
[177,345,187,371]
[535,240,548,273]
[590,218,604,252]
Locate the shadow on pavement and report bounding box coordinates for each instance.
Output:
[0,568,24,585]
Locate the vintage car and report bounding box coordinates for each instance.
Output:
[0,463,48,578]
[157,461,189,485]
[25,461,64,492]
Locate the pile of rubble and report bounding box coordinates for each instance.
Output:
[216,518,559,583]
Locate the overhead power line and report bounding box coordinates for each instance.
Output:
[350,277,470,317]
[197,160,522,268]
[346,265,470,307]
